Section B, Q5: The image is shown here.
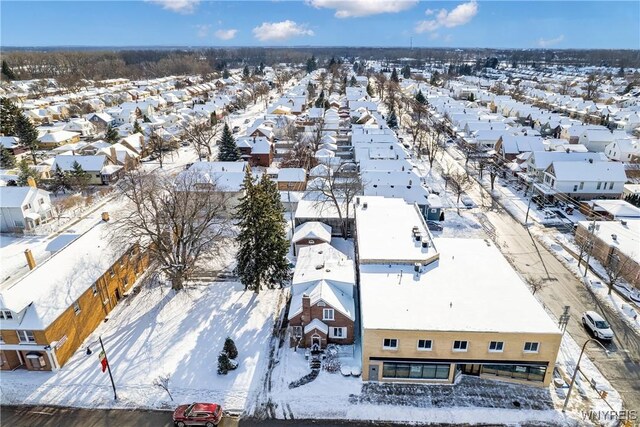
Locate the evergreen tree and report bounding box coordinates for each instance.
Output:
[243,65,250,80]
[402,65,411,79]
[1,60,16,80]
[0,97,22,135]
[217,123,240,161]
[387,109,398,128]
[349,76,357,86]
[222,69,230,79]
[314,90,325,108]
[15,114,39,164]
[235,168,290,293]
[217,352,232,375]
[17,158,38,187]
[69,160,91,191]
[49,165,72,194]
[223,337,238,359]
[390,68,399,83]
[415,89,427,105]
[430,71,440,86]
[306,56,317,73]
[105,124,119,144]
[210,111,218,126]
[0,146,16,169]
[468,93,475,102]
[366,82,374,97]
[132,120,143,135]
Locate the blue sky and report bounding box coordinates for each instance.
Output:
[1,1,639,49]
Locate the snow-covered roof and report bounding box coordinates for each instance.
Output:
[38,130,80,143]
[355,196,438,265]
[277,168,306,183]
[577,220,639,261]
[0,187,49,208]
[548,160,626,182]
[304,318,328,334]
[360,238,561,334]
[0,221,128,329]
[52,155,107,172]
[292,221,331,244]
[591,199,640,218]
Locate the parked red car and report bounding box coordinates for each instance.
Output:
[173,402,223,427]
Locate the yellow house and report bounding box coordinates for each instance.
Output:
[37,130,81,149]
[0,217,149,371]
[355,197,562,387]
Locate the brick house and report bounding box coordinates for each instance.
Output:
[0,217,149,371]
[291,221,331,256]
[277,168,307,192]
[250,138,274,167]
[288,243,355,350]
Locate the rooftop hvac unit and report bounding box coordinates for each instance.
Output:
[414,263,422,272]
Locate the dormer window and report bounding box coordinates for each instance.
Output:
[0,310,13,320]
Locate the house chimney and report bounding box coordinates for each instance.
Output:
[27,177,37,188]
[421,237,430,249]
[101,212,110,222]
[25,249,36,270]
[414,262,422,273]
[302,293,311,324]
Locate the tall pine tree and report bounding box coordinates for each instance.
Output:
[217,123,240,161]
[1,97,22,135]
[0,147,16,169]
[390,68,399,83]
[105,124,119,144]
[15,114,39,164]
[132,120,143,135]
[415,89,427,105]
[1,60,16,80]
[17,159,38,187]
[235,167,290,293]
[387,109,398,128]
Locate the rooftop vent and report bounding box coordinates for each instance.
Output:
[611,234,617,241]
[414,262,422,273]
[621,220,627,226]
[421,238,430,248]
[362,202,368,209]
[315,263,325,270]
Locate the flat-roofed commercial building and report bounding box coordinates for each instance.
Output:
[355,197,561,387]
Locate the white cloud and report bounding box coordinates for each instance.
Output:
[307,0,418,18]
[415,1,478,33]
[252,20,314,42]
[215,29,238,41]
[147,0,200,14]
[537,34,565,48]
[195,24,210,38]
[425,9,435,16]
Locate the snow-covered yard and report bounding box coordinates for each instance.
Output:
[0,279,284,412]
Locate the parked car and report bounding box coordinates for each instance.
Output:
[582,311,614,341]
[426,221,443,231]
[232,126,241,133]
[461,195,474,208]
[173,402,222,427]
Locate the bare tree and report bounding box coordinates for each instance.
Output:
[113,169,233,291]
[373,73,387,101]
[307,163,362,238]
[183,120,219,161]
[525,276,548,295]
[147,129,172,168]
[603,252,628,295]
[488,161,500,191]
[584,74,601,101]
[449,170,473,215]
[420,129,442,170]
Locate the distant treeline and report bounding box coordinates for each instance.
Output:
[2,47,639,83]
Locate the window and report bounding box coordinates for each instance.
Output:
[383,338,398,349]
[123,277,129,287]
[453,340,468,351]
[109,267,115,277]
[489,341,504,352]
[573,185,578,192]
[92,284,98,296]
[39,198,44,205]
[609,182,614,190]
[17,330,36,344]
[23,203,31,211]
[524,342,539,353]
[597,182,602,190]
[481,364,546,382]
[383,362,450,380]
[322,308,334,321]
[417,339,432,351]
[330,327,346,338]
[292,326,302,337]
[0,310,13,320]
[579,182,584,190]
[14,220,23,227]
[73,301,81,315]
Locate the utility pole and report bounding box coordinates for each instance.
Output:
[99,336,118,401]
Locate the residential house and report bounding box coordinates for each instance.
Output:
[539,160,627,201]
[605,139,640,163]
[63,118,96,137]
[51,155,122,185]
[0,136,28,162]
[291,221,331,256]
[37,131,81,150]
[288,243,355,349]
[495,135,545,161]
[277,168,307,191]
[86,113,115,131]
[0,220,149,371]
[0,186,53,233]
[356,197,561,387]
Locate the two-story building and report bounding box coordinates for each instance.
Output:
[539,160,627,201]
[355,197,561,387]
[0,219,149,371]
[0,185,53,233]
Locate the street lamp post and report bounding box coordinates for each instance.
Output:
[562,338,609,412]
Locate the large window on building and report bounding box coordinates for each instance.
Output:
[383,362,450,380]
[382,338,398,350]
[452,340,468,352]
[17,330,36,344]
[322,308,334,321]
[481,364,547,382]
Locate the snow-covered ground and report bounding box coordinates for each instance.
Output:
[0,278,284,412]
